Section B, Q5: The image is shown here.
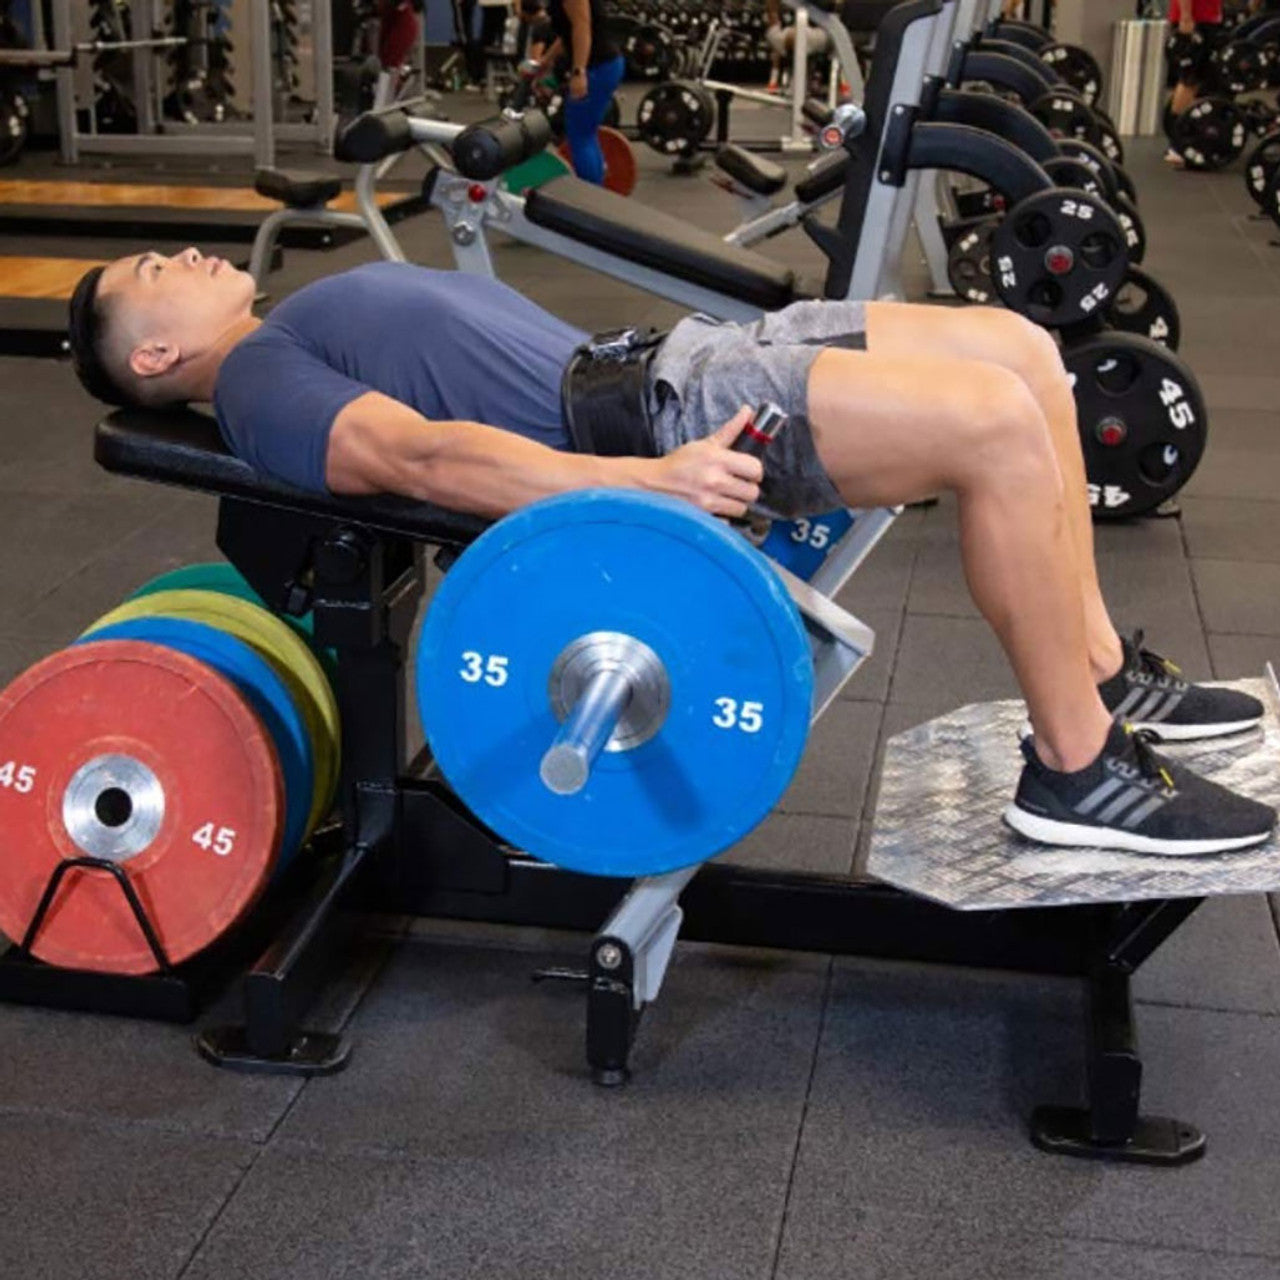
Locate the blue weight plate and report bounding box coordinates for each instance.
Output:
[759,508,855,582]
[76,617,314,867]
[417,490,814,878]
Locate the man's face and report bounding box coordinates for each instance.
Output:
[100,246,255,361]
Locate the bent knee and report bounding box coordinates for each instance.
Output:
[949,362,1061,488]
[972,308,1066,395]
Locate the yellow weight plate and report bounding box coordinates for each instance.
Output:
[84,590,340,837]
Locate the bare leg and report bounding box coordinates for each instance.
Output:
[805,346,1114,772]
[863,302,1125,682]
[1170,79,1199,116]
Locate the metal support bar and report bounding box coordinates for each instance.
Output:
[252,0,276,169]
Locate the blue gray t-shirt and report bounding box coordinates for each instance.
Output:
[213,263,586,493]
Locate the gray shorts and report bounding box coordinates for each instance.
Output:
[646,299,868,517]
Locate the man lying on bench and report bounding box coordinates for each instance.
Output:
[67,251,1274,858]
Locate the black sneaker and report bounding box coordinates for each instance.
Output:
[1005,722,1276,856]
[1099,630,1264,741]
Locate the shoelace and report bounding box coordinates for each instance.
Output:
[1127,629,1186,689]
[1125,724,1177,793]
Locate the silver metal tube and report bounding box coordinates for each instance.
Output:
[541,666,633,796]
[354,162,408,260]
[785,8,810,150]
[252,0,275,169]
[52,0,75,162]
[313,0,335,153]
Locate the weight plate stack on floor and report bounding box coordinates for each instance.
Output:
[77,618,314,869]
[83,589,341,838]
[0,641,285,974]
[126,559,338,682]
[128,561,316,638]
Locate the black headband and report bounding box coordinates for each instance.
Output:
[67,265,132,407]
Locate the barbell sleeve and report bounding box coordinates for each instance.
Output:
[540,665,635,796]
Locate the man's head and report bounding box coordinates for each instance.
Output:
[68,247,256,408]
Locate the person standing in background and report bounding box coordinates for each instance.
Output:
[526,0,625,183]
[459,0,512,89]
[1165,0,1224,163]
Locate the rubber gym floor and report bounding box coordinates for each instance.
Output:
[3,114,1280,1279]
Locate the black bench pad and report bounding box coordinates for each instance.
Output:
[254,168,343,209]
[715,145,788,196]
[95,409,490,546]
[794,149,849,205]
[524,175,799,311]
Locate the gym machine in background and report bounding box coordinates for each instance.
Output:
[36,0,335,167]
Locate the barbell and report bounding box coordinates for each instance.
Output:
[416,488,818,879]
[0,35,188,70]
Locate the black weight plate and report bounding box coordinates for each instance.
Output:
[993,20,1053,52]
[1166,29,1204,79]
[1030,90,1102,146]
[1055,137,1121,204]
[1264,159,1280,229]
[1209,38,1271,94]
[946,217,999,303]
[991,189,1128,329]
[1110,161,1138,205]
[544,88,565,137]
[636,79,714,155]
[1171,96,1247,169]
[1092,111,1125,165]
[1042,155,1106,201]
[1112,192,1146,264]
[953,186,1006,219]
[1040,42,1103,105]
[1064,332,1207,520]
[1241,97,1280,136]
[0,89,28,167]
[625,23,675,80]
[1244,127,1280,206]
[1105,266,1181,350]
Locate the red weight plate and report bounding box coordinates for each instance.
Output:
[557,126,638,196]
[0,640,284,974]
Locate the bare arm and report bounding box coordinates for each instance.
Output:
[326,393,762,520]
[563,0,592,73]
[536,34,564,70]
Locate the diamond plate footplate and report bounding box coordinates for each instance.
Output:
[867,677,1280,910]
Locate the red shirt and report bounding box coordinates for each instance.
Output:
[1169,0,1222,24]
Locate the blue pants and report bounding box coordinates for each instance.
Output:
[563,55,626,185]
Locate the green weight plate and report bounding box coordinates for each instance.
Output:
[501,150,572,195]
[130,561,339,684]
[130,562,315,636]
